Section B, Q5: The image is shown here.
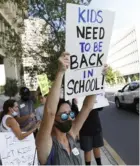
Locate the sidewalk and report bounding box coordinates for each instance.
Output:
[80,144,118,165]
[77,93,120,165]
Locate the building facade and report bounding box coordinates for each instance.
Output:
[21,18,49,91]
[0,5,49,91]
[0,0,24,88]
[107,25,140,82]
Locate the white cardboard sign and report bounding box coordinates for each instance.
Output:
[65,3,115,100]
[78,92,109,111]
[0,133,38,166]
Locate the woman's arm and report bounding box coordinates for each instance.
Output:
[7,118,39,140]
[21,121,37,132]
[15,113,34,124]
[36,52,70,165]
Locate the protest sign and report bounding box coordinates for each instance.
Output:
[78,92,109,110]
[65,3,115,100]
[37,74,49,96]
[0,133,38,166]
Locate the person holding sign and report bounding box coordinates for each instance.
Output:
[71,98,79,117]
[35,92,48,121]
[36,52,108,165]
[80,108,104,165]
[0,99,40,140]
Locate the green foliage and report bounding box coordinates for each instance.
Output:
[1,0,28,11]
[48,79,53,88]
[0,0,26,72]
[34,99,41,109]
[29,0,92,81]
[131,75,139,81]
[105,66,115,85]
[0,30,22,65]
[0,86,4,94]
[4,78,18,98]
[114,71,123,84]
[105,66,124,85]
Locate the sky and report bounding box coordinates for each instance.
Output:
[90,0,140,30]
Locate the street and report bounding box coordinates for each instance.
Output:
[99,92,139,165]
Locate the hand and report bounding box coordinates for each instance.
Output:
[102,64,108,75]
[35,121,41,130]
[58,52,70,72]
[21,122,33,132]
[73,98,78,105]
[30,113,35,119]
[27,122,33,128]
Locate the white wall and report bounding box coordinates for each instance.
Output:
[107,25,140,76]
[135,25,140,62]
[4,58,18,80]
[0,64,6,86]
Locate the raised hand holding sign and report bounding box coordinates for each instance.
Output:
[65,3,115,100]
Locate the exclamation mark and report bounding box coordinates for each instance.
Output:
[101,75,105,89]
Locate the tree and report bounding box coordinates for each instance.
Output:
[1,0,28,14]
[105,66,116,85]
[114,71,123,84]
[132,74,139,81]
[0,29,23,65]
[28,0,92,81]
[0,0,27,79]
[4,78,18,98]
[0,0,26,61]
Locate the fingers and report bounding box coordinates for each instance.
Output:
[104,64,108,68]
[59,54,70,61]
[37,121,41,124]
[102,64,108,75]
[36,121,41,126]
[61,52,70,57]
[60,52,70,60]
[30,113,35,118]
[58,52,70,71]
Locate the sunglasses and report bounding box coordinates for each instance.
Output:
[59,111,75,121]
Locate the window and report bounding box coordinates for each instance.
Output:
[122,84,130,92]
[129,82,139,91]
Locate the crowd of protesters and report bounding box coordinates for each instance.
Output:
[0,52,107,165]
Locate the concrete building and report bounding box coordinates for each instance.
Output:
[21,18,49,91]
[107,25,140,81]
[0,1,24,88]
[0,7,49,92]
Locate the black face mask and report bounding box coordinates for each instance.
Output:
[21,96,30,101]
[55,120,72,133]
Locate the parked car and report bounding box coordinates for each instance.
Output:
[114,81,139,114]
